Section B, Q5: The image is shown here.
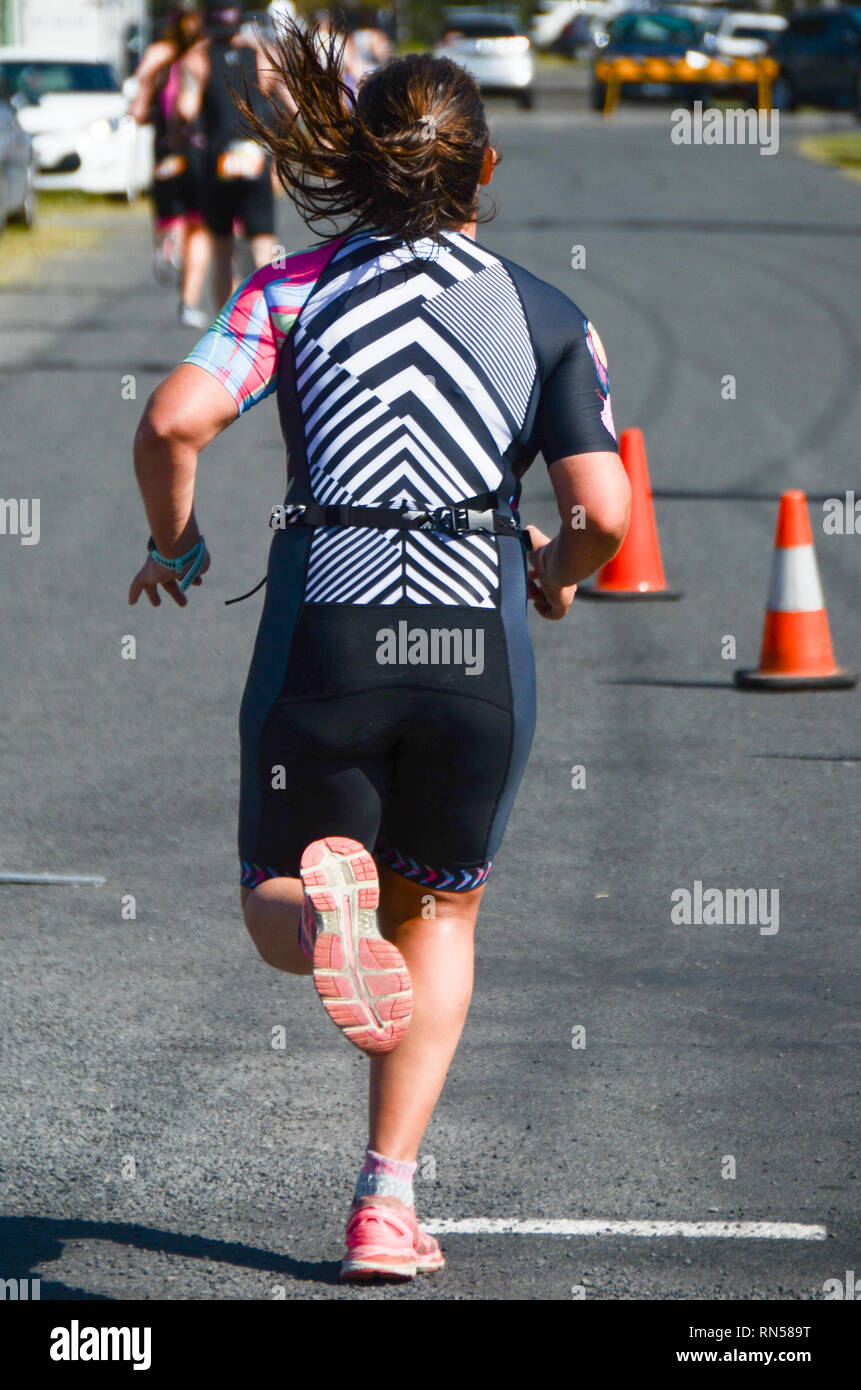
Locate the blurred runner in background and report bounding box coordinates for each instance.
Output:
[130,2,212,326]
[265,0,298,37]
[178,2,280,313]
[344,8,392,93]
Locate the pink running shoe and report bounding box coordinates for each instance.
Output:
[340,1198,445,1282]
[300,837,413,1056]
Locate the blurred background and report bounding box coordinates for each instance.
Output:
[1,0,859,249]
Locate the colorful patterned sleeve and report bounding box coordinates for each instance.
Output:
[184,241,345,415]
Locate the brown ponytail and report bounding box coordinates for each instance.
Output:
[235,20,495,247]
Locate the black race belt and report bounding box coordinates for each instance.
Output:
[269,494,526,544]
[225,494,529,607]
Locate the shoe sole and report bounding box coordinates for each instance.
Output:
[300,837,413,1056]
[339,1249,445,1282]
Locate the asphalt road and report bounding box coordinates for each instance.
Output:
[0,98,859,1303]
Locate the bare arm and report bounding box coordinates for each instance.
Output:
[128,41,173,123]
[255,35,298,117]
[129,364,238,607]
[527,450,631,619]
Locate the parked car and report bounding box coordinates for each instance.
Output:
[590,10,714,109]
[532,0,583,50]
[0,50,154,200]
[434,9,536,109]
[0,64,36,229]
[555,11,607,59]
[770,8,861,115]
[714,11,786,60]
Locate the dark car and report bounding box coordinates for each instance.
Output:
[590,10,714,110]
[554,12,604,61]
[0,65,36,230]
[770,8,861,114]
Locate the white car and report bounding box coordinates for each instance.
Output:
[435,10,536,108]
[0,50,154,199]
[714,12,786,59]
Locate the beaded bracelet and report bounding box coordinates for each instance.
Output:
[147,535,207,592]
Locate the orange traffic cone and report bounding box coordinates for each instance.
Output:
[735,490,856,690]
[580,427,682,600]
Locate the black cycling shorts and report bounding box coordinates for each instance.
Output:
[202,167,275,239]
[152,146,205,224]
[238,529,536,893]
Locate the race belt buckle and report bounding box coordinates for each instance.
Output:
[466,507,498,534]
[431,505,469,536]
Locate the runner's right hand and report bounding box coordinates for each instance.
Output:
[526,527,577,621]
[128,548,211,609]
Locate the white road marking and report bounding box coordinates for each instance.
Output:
[423,1219,827,1240]
[0,872,107,884]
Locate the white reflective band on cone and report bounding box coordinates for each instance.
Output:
[767,544,825,614]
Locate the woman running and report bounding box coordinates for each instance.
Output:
[177,2,281,313]
[130,2,211,325]
[129,22,630,1282]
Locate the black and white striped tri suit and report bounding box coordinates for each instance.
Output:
[235,228,617,891]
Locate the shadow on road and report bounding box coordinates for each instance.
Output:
[652,489,841,502]
[0,361,179,375]
[751,753,860,762]
[601,678,732,690]
[515,216,861,238]
[0,1215,341,1298]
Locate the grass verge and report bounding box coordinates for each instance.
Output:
[797,133,861,183]
[0,192,148,289]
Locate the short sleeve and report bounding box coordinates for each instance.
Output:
[533,317,618,465]
[184,266,283,415]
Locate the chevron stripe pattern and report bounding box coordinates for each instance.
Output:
[375,834,493,891]
[292,229,538,608]
[240,860,280,888]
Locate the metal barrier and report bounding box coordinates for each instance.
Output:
[593,55,779,116]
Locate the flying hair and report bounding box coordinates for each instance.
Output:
[233,18,497,247]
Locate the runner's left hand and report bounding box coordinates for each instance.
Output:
[526,527,577,621]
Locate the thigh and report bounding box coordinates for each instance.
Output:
[202,172,235,238]
[377,864,486,940]
[152,171,185,223]
[379,692,520,884]
[240,697,392,883]
[237,172,275,239]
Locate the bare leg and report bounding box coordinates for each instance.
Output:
[212,234,235,312]
[181,220,212,311]
[250,232,276,269]
[369,867,484,1162]
[241,879,311,976]
[241,860,484,1159]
